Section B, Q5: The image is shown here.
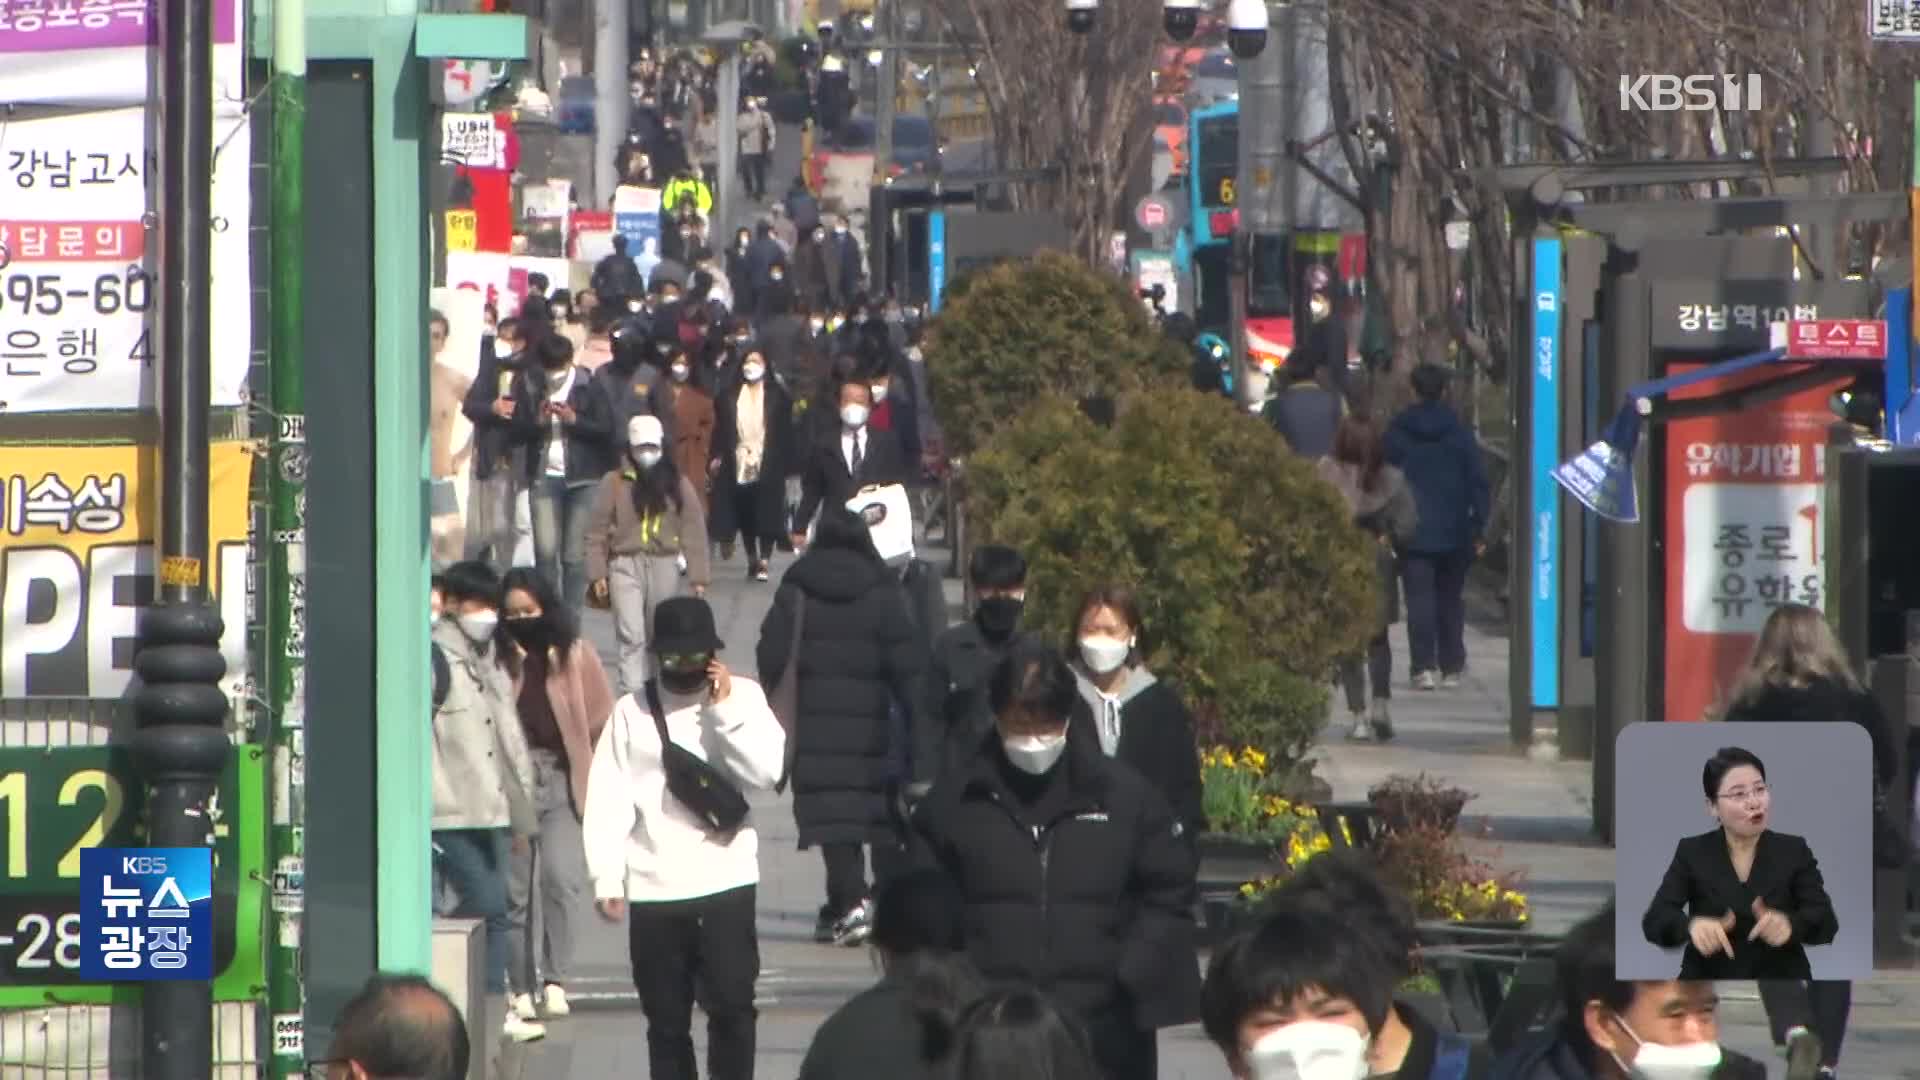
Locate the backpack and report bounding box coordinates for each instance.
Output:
[430,643,452,713]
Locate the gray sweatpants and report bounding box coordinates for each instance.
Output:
[465,468,519,574]
[506,749,590,993]
[610,552,684,695]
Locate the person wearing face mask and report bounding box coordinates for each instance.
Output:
[793,222,837,313]
[461,317,534,573]
[650,345,717,519]
[739,95,776,199]
[827,215,866,298]
[517,334,615,615]
[908,640,1201,1080]
[1066,585,1205,842]
[1203,900,1484,1080]
[430,561,543,1043]
[710,347,796,582]
[586,416,711,694]
[860,354,923,485]
[496,567,614,1027]
[727,228,757,313]
[1490,903,1767,1080]
[920,546,1031,784]
[755,505,925,946]
[596,319,676,460]
[791,375,910,549]
[1252,849,1496,1080]
[581,596,787,1080]
[593,234,647,309]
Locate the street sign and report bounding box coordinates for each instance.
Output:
[1870,1,1920,41]
[1136,197,1169,231]
[1780,318,1888,360]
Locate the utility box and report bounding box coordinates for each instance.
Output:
[433,918,489,1080]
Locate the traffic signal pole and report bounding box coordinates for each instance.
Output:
[265,0,310,1073]
[131,0,231,1073]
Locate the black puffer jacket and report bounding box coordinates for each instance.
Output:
[1721,677,1896,787]
[758,546,923,846]
[910,723,1202,1034]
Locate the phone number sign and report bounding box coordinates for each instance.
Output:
[0,745,264,1003]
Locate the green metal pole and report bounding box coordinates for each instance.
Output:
[266,0,308,1072]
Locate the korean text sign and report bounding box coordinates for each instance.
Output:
[78,847,212,980]
[0,442,253,698]
[1662,363,1832,723]
[0,106,252,412]
[0,746,265,1003]
[0,0,243,107]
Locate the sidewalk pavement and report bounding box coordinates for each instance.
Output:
[495,555,1920,1079]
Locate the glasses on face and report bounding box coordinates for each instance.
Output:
[1716,784,1769,805]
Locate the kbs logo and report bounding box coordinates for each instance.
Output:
[1618,74,1763,112]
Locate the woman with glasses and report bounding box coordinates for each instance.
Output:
[1641,746,1836,982]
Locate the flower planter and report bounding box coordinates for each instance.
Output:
[1196,832,1280,862]
[1196,833,1283,895]
[1199,892,1256,947]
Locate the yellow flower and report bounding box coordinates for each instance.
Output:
[1241,747,1269,773]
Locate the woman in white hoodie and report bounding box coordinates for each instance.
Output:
[582,595,787,1080]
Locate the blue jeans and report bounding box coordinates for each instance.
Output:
[531,475,600,614]
[433,828,511,993]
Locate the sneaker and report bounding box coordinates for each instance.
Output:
[1370,700,1394,741]
[1783,1028,1822,1080]
[1439,672,1462,690]
[542,983,570,1018]
[503,1013,547,1043]
[753,562,771,582]
[1345,712,1374,741]
[676,552,689,575]
[508,993,539,1021]
[831,898,874,947]
[1414,670,1438,691]
[813,904,837,943]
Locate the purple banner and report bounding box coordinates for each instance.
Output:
[0,0,236,55]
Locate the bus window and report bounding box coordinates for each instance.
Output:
[1193,244,1231,331]
[1248,234,1291,318]
[1194,113,1238,210]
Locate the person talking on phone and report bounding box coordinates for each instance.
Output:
[581,596,787,1080]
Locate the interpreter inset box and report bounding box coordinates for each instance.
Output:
[1614,721,1872,981]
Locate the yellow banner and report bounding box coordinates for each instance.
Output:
[0,443,254,699]
[446,209,478,253]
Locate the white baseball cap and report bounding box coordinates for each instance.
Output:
[628,415,665,449]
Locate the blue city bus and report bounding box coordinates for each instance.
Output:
[1180,99,1239,335]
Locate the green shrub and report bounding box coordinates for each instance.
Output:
[925,251,1186,459]
[966,388,1377,768]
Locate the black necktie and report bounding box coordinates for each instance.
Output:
[850,432,864,476]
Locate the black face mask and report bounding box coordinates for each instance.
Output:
[659,666,709,695]
[974,596,1024,641]
[504,616,551,653]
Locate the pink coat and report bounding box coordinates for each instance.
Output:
[512,638,616,818]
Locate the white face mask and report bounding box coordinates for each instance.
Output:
[546,366,571,387]
[628,299,644,313]
[870,384,889,403]
[742,361,766,382]
[1002,732,1067,775]
[1244,1021,1370,1080]
[633,448,663,469]
[1079,636,1132,675]
[494,339,514,360]
[456,611,498,645]
[840,403,869,428]
[1613,1021,1723,1080]
[670,364,691,382]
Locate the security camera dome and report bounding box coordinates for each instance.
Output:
[1163,0,1201,41]
[1225,0,1268,58]
[1065,0,1098,33]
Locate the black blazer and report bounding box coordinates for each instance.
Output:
[1641,828,1837,979]
[793,426,911,533]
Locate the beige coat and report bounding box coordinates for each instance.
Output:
[585,470,712,587]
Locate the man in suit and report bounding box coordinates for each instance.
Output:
[790,375,909,549]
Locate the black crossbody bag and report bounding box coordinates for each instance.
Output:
[645,680,752,835]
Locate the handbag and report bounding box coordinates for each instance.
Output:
[644,680,752,835]
[765,586,806,793]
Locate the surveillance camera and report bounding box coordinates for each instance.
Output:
[1225,0,1268,58]
[1065,0,1097,34]
[1163,0,1201,41]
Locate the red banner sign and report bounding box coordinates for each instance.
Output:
[1661,362,1833,723]
[1784,319,1888,360]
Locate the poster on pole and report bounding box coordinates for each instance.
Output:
[0,442,253,700]
[442,112,509,171]
[612,185,663,283]
[521,179,572,258]
[0,0,245,106]
[428,287,487,567]
[0,105,252,413]
[1661,364,1832,723]
[570,210,616,262]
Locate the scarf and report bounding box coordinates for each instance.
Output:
[735,381,767,484]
